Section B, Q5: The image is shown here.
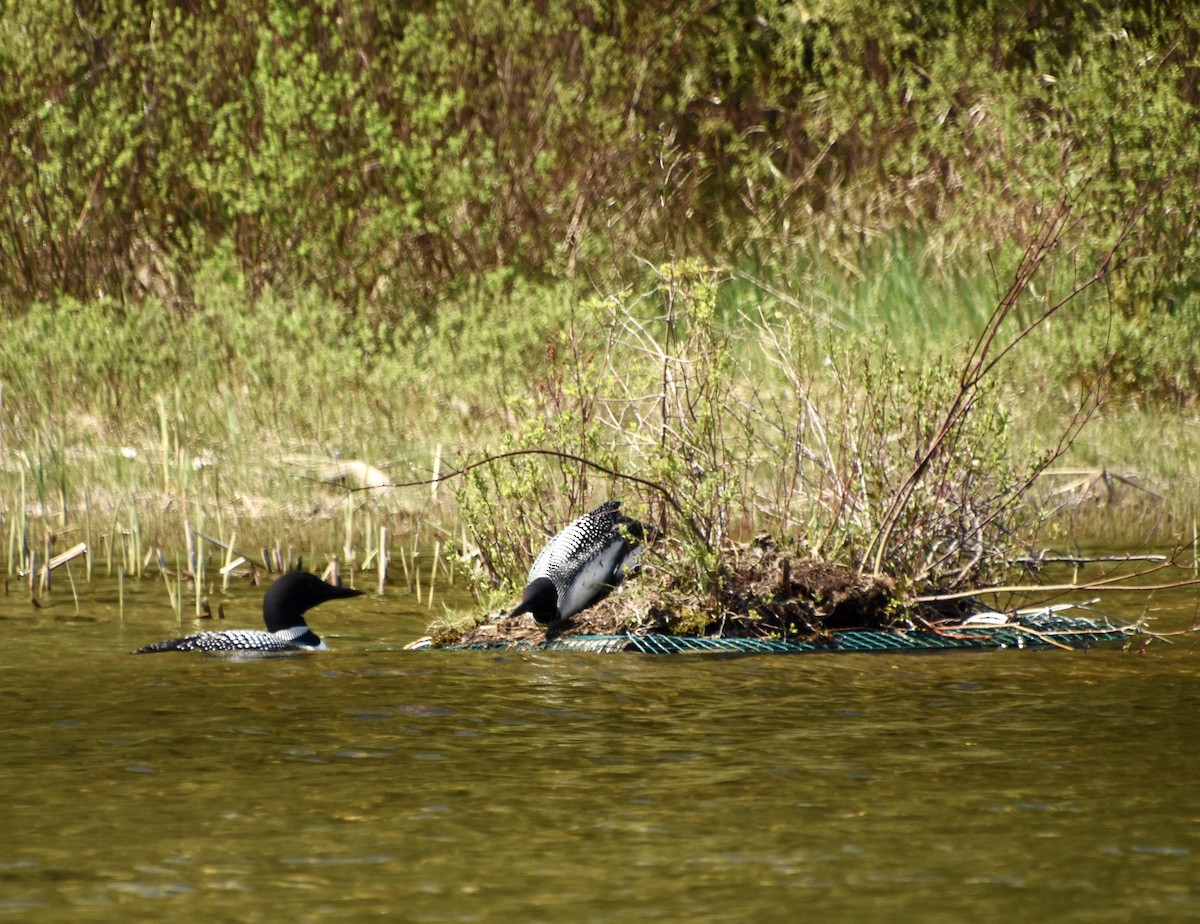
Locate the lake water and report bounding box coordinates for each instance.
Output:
[2,569,1198,922]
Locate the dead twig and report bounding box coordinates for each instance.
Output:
[864,184,1149,581]
[342,447,710,551]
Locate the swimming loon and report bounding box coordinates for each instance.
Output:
[510,500,645,625]
[132,571,363,654]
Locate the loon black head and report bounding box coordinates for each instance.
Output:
[509,576,559,625]
[263,570,365,634]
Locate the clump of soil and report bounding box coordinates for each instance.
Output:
[440,540,910,648]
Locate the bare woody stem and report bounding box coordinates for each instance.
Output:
[863,187,1147,578]
[344,447,712,550]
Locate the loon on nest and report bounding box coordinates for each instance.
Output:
[132,571,363,654]
[510,500,645,625]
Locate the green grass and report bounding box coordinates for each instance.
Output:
[1,232,1195,600]
[769,242,995,357]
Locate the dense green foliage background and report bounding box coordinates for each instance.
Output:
[3,1,1196,318]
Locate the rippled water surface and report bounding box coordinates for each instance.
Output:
[2,574,1198,922]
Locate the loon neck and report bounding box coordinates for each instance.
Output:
[510,576,559,624]
[273,624,323,648]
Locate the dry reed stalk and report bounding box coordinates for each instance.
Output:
[193,528,252,570]
[84,488,93,581]
[219,555,247,579]
[118,567,124,621]
[162,557,178,618]
[41,533,50,594]
[41,542,87,575]
[19,470,27,575]
[397,545,412,592]
[378,526,388,595]
[427,540,439,608]
[129,506,143,578]
[194,529,204,618]
[64,560,79,615]
[156,397,170,493]
[221,530,239,590]
[175,554,184,623]
[211,470,225,546]
[184,520,196,579]
[360,514,377,571]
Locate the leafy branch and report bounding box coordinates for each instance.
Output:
[863,186,1148,581]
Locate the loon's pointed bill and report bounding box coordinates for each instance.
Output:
[132,571,363,655]
[511,500,645,625]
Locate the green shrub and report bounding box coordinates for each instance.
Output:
[3,0,1196,356]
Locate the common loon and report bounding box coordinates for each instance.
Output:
[132,571,363,654]
[510,500,645,625]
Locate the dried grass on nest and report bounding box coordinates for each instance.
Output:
[440,540,918,648]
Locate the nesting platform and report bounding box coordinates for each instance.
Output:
[419,606,1139,654]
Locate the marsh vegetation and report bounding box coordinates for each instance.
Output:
[2,2,1198,637]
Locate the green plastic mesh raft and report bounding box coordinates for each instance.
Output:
[429,604,1139,654]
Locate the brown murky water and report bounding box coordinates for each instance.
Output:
[2,570,1198,922]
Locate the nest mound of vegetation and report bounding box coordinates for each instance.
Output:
[440,541,904,648]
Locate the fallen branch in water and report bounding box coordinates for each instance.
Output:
[1012,553,1167,566]
[920,543,1197,603]
[918,573,1200,604]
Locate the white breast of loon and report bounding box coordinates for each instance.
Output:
[555,533,644,620]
